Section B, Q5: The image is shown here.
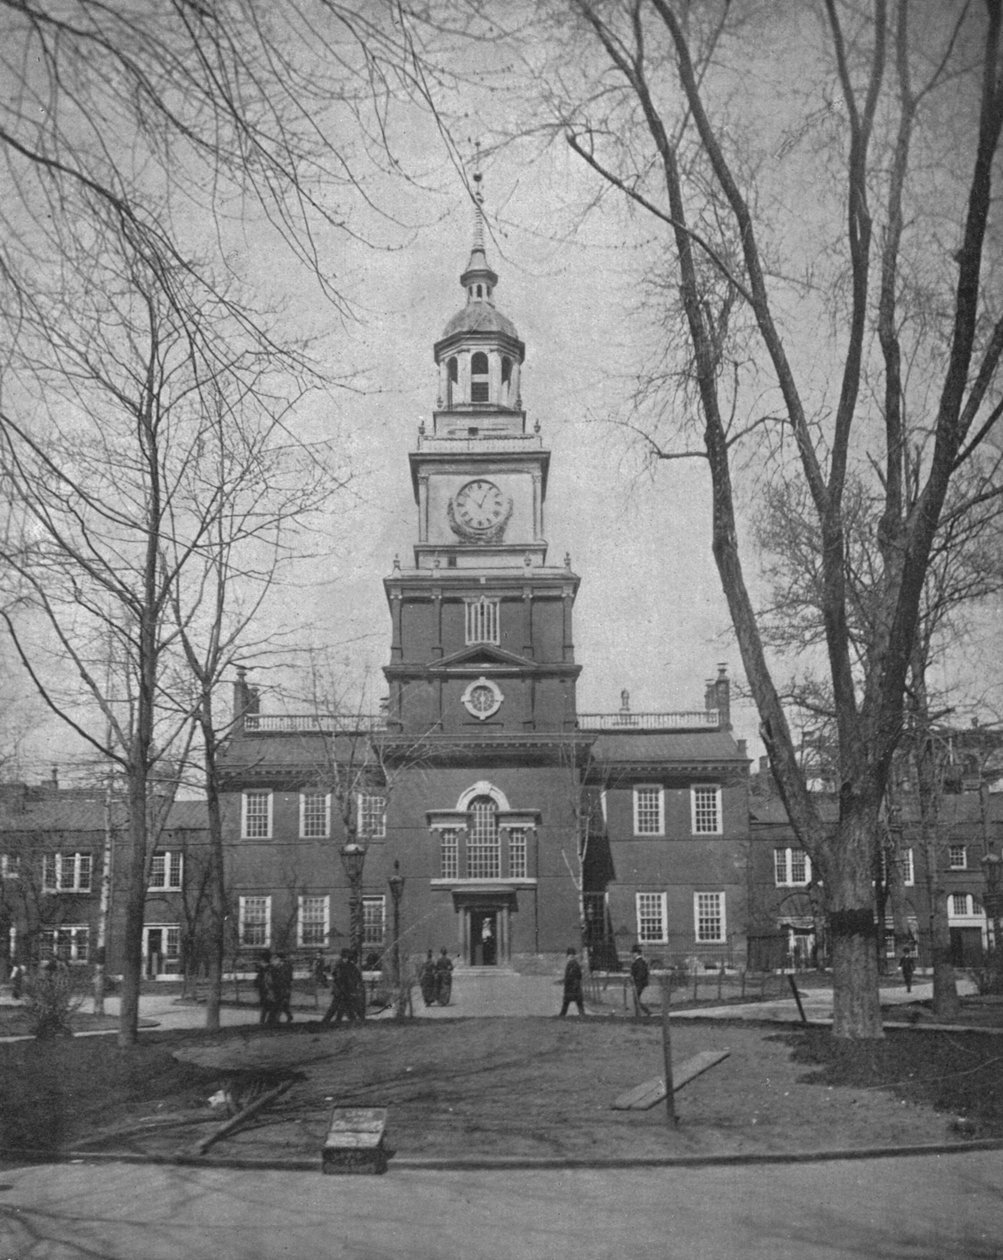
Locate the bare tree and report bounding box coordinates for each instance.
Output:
[429,0,1003,1037]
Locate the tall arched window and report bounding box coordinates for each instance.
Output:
[447,356,458,407]
[467,795,500,878]
[470,351,489,403]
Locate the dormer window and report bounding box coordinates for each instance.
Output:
[471,351,489,402]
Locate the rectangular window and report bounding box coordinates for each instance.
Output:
[238,894,271,947]
[774,848,811,887]
[297,895,330,948]
[636,892,668,944]
[164,926,180,958]
[149,851,183,891]
[300,792,331,839]
[363,896,386,951]
[694,892,726,943]
[465,597,500,645]
[358,794,387,840]
[903,848,915,887]
[43,852,92,893]
[242,791,272,840]
[508,828,528,879]
[40,925,90,962]
[1,853,20,879]
[948,845,967,870]
[691,785,722,835]
[633,786,664,836]
[440,829,459,880]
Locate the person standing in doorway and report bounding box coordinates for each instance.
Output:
[559,946,585,1017]
[630,943,652,1016]
[899,947,916,994]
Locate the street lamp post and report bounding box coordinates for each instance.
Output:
[388,860,405,1019]
[981,848,1002,954]
[340,842,367,962]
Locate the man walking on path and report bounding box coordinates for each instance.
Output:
[899,948,916,994]
[630,943,651,1016]
[559,946,585,1017]
[321,949,355,1025]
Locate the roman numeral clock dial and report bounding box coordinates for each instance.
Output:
[448,478,512,541]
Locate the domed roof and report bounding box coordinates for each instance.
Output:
[441,302,520,341]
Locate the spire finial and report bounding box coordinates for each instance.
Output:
[472,143,485,255]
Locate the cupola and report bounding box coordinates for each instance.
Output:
[434,172,525,412]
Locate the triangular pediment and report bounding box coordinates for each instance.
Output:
[430,643,535,672]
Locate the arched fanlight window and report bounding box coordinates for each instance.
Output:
[471,351,489,403]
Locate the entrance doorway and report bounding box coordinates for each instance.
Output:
[469,909,498,966]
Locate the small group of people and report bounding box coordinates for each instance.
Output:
[320,947,367,1025]
[253,950,294,1026]
[418,948,454,1006]
[559,942,652,1017]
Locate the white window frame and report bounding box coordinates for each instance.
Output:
[508,827,528,879]
[143,924,181,961]
[1,853,20,879]
[694,891,727,943]
[149,851,183,892]
[691,785,722,835]
[774,847,811,887]
[465,597,500,645]
[300,791,331,839]
[242,791,273,840]
[633,785,664,837]
[636,891,668,944]
[43,852,92,893]
[238,894,271,947]
[440,829,459,880]
[362,895,386,951]
[948,893,983,921]
[297,894,330,948]
[40,924,90,962]
[948,844,967,870]
[357,794,387,840]
[902,848,915,887]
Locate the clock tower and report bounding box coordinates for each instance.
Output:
[383,175,581,738]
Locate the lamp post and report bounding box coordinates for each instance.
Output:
[981,848,1002,953]
[388,860,405,1019]
[340,842,367,962]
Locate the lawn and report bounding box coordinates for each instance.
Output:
[1,1008,1001,1165]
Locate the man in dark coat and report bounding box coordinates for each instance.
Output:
[559,946,585,1017]
[273,952,294,1023]
[254,950,278,1025]
[321,949,355,1025]
[630,943,651,1016]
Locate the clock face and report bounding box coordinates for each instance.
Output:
[453,479,507,531]
[461,676,503,720]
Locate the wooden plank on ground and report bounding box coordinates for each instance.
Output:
[322,1107,390,1175]
[611,1049,730,1111]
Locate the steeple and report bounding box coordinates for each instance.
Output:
[459,172,499,303]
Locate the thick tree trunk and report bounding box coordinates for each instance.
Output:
[826,808,884,1039]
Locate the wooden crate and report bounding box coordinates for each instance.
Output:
[321,1107,390,1175]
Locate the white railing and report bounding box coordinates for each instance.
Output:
[418,435,541,452]
[243,713,388,734]
[577,710,720,730]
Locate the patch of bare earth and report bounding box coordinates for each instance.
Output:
[153,1017,982,1163]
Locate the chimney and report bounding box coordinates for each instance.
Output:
[714,663,731,729]
[704,677,717,714]
[50,766,59,790]
[233,667,259,721]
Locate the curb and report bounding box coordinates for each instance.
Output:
[4,1136,1003,1175]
